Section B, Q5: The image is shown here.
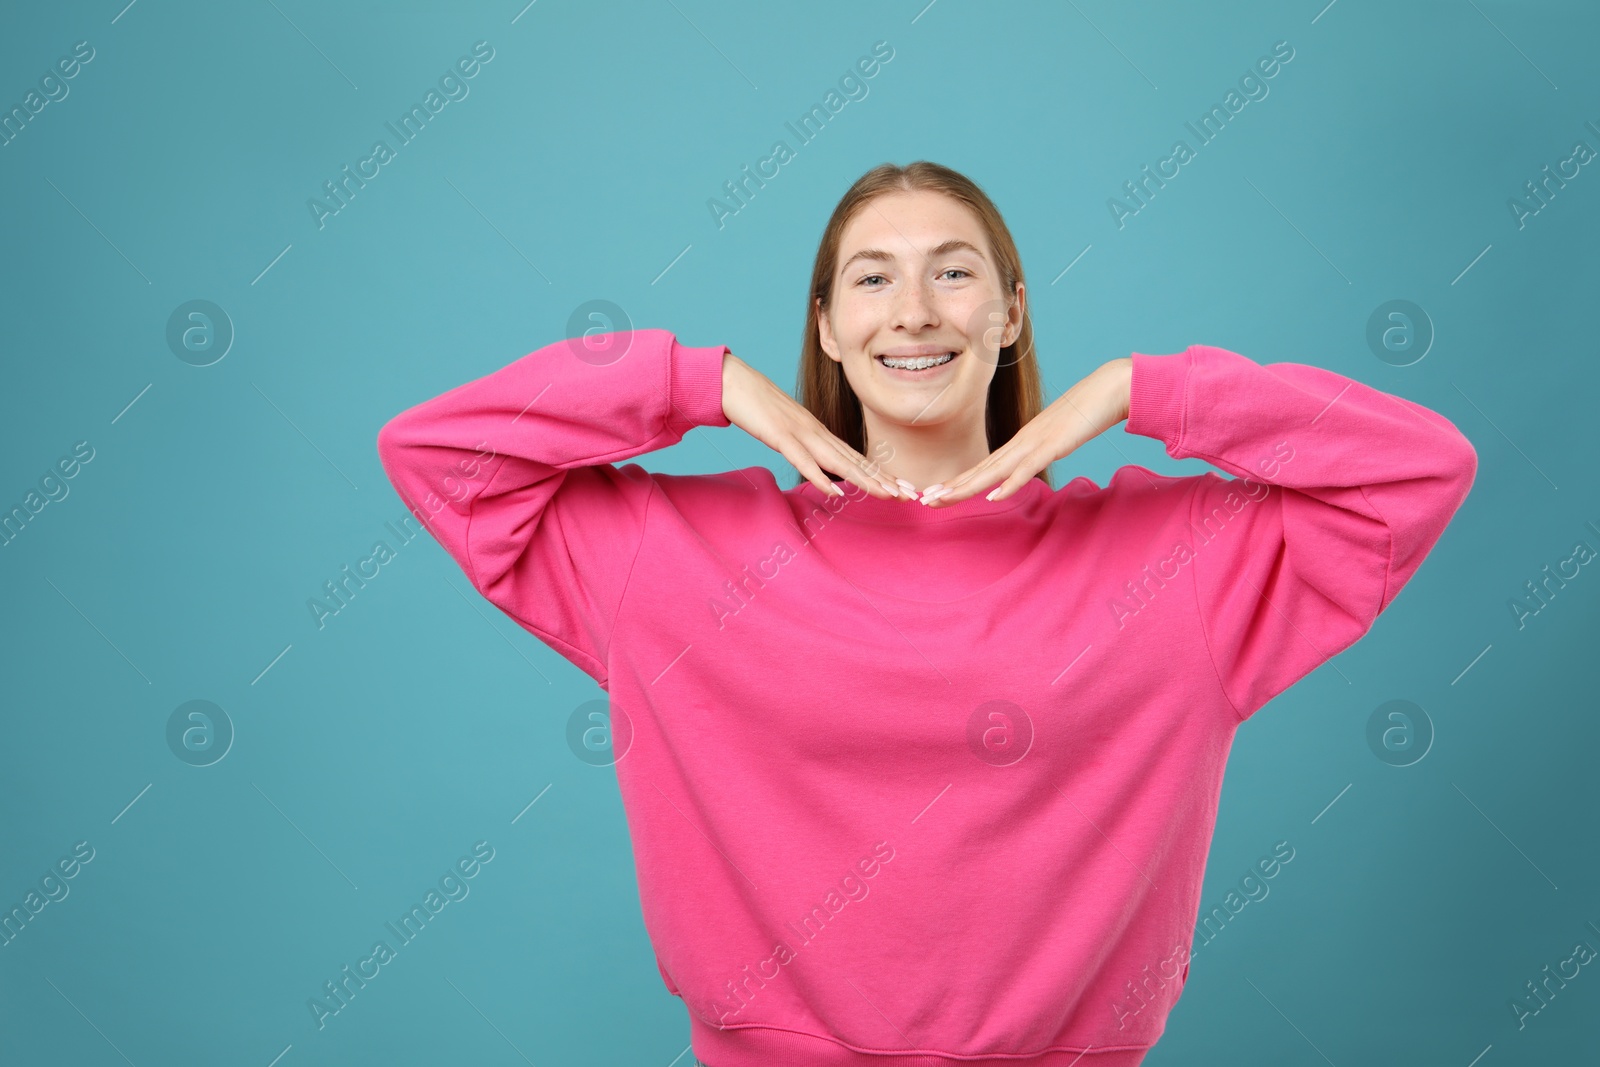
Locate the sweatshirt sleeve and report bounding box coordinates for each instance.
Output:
[1123,344,1478,722]
[375,328,731,687]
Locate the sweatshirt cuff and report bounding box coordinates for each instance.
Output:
[667,337,732,433]
[1124,347,1193,452]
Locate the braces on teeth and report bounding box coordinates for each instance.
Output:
[881,353,954,369]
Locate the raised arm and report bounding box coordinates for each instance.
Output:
[1123,344,1478,722]
[375,329,730,687]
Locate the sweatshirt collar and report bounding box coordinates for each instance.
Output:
[795,475,1047,524]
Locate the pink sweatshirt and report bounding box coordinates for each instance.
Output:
[376,329,1476,1066]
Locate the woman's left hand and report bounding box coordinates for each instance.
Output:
[921,357,1134,506]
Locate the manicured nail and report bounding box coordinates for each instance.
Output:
[895,478,917,492]
[985,486,1002,501]
[879,480,900,497]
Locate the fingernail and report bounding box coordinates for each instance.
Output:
[895,478,916,491]
[879,480,900,497]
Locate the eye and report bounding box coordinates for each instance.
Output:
[857,273,887,287]
[941,268,971,281]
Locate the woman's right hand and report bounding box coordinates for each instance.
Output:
[719,350,908,500]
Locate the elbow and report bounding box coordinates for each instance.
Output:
[375,413,405,465]
[376,403,429,466]
[375,410,425,501]
[375,417,405,480]
[1420,407,1479,509]
[1447,432,1479,508]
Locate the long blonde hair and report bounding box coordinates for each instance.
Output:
[793,160,1049,489]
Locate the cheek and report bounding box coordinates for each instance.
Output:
[834,296,879,333]
[956,296,1010,352]
[828,321,869,364]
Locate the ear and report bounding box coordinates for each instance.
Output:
[816,298,842,362]
[1002,282,1026,347]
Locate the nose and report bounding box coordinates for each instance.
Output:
[890,275,939,332]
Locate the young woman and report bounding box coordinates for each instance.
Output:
[377,161,1477,1066]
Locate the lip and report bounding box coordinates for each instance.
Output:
[874,347,961,378]
[877,344,961,358]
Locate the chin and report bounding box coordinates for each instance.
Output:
[877,396,959,425]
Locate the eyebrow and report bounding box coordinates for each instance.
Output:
[838,238,988,275]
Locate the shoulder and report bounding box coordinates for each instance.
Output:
[630,464,790,511]
[1046,465,1221,533]
[1059,464,1200,504]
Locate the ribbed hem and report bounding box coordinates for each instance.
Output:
[1123,348,1192,453]
[689,1017,1150,1067]
[668,337,732,434]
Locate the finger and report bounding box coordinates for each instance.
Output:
[923,448,1012,505]
[926,451,1031,507]
[793,454,857,502]
[793,454,844,495]
[984,450,1053,501]
[787,435,892,499]
[781,444,850,498]
[827,434,906,491]
[812,431,915,499]
[812,435,904,498]
[981,461,1045,502]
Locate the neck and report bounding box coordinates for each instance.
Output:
[863,411,991,490]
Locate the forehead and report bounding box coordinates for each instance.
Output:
[835,190,991,270]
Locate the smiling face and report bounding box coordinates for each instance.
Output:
[816,188,1025,449]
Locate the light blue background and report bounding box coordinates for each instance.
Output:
[3,1,1597,1064]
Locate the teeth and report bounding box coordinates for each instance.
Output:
[881,352,955,370]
